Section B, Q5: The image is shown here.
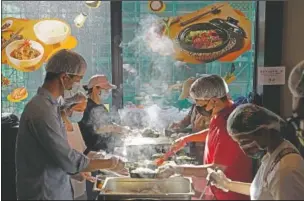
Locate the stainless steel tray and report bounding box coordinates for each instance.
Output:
[98,177,194,200]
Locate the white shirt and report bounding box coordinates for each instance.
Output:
[250,140,304,200]
[66,123,87,199]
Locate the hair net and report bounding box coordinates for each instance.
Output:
[288,60,304,97]
[190,74,229,100]
[60,91,87,110]
[45,49,87,75]
[227,103,286,136]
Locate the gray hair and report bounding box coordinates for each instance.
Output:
[45,49,87,75]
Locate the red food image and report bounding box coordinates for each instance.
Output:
[185,30,223,49]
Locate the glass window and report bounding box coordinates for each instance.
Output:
[1,1,112,115]
[122,1,256,109]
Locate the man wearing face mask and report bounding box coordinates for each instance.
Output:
[286,60,304,156]
[169,77,211,165]
[169,77,211,133]
[207,103,304,200]
[157,75,252,200]
[15,50,126,200]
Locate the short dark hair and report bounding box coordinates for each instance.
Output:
[44,72,61,82]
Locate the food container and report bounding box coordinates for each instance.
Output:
[5,40,44,68]
[33,20,70,45]
[98,177,194,200]
[93,175,107,192]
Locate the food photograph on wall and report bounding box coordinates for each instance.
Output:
[3,1,303,201]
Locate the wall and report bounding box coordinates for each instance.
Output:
[281,0,304,117]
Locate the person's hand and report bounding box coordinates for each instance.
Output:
[81,172,96,183]
[206,168,231,192]
[108,125,123,134]
[169,122,181,130]
[108,156,126,172]
[171,136,188,151]
[156,164,183,179]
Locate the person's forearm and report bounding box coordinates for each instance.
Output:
[82,158,113,172]
[87,151,104,159]
[176,164,214,178]
[96,125,120,134]
[227,181,251,196]
[183,129,209,143]
[178,115,191,128]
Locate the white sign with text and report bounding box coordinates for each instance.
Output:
[258,66,285,85]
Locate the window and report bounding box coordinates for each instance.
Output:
[1,1,112,115]
[122,1,256,109]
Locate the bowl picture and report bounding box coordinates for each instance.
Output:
[177,23,230,54]
[33,20,70,45]
[5,39,44,68]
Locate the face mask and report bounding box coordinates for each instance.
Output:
[71,82,81,92]
[57,96,64,106]
[187,97,195,104]
[196,105,212,117]
[241,141,266,159]
[100,90,111,99]
[69,111,84,123]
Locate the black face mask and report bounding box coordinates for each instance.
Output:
[196,105,212,117]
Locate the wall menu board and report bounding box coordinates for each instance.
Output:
[1,17,77,72]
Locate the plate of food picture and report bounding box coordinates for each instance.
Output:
[5,39,44,69]
[177,23,230,54]
[7,87,28,103]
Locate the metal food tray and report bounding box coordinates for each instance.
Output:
[98,177,194,200]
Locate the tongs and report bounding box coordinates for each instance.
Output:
[154,143,183,166]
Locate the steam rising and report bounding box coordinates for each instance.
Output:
[86,15,191,161]
[121,14,176,57]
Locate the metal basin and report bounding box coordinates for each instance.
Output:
[98,177,194,200]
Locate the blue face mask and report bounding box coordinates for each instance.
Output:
[100,90,111,100]
[69,111,84,123]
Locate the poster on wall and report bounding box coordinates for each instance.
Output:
[155,2,252,64]
[1,17,77,72]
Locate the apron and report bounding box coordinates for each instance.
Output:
[250,147,299,200]
[66,124,87,199]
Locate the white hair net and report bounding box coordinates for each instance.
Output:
[227,103,286,136]
[288,60,304,97]
[60,91,87,110]
[189,74,229,100]
[45,49,87,75]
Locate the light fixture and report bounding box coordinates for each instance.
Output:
[85,1,101,9]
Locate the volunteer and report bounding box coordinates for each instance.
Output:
[207,103,304,200]
[79,74,124,154]
[60,92,103,200]
[170,77,211,132]
[79,74,125,200]
[169,77,211,164]
[15,49,125,200]
[287,60,304,155]
[157,75,252,200]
